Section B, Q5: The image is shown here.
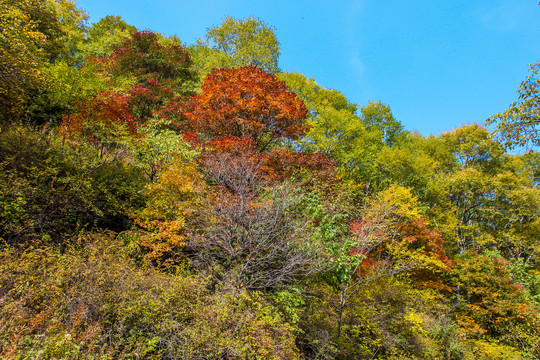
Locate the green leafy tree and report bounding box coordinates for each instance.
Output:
[361,100,404,147]
[27,60,105,125]
[0,127,146,246]
[131,119,200,181]
[188,43,235,83]
[487,62,540,149]
[418,125,540,261]
[0,0,46,121]
[78,15,137,60]
[0,0,89,123]
[369,134,439,197]
[279,72,396,191]
[46,0,88,63]
[203,16,280,73]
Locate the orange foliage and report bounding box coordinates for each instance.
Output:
[133,162,206,262]
[60,78,188,145]
[454,252,539,338]
[183,66,309,150]
[399,218,453,292]
[202,136,258,155]
[197,136,337,188]
[264,149,337,182]
[400,218,452,268]
[60,90,136,143]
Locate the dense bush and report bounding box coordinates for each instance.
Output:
[0,233,301,359]
[0,127,146,247]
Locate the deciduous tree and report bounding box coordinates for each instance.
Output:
[78,15,136,60]
[184,66,308,151]
[487,62,540,149]
[95,30,196,93]
[203,16,280,73]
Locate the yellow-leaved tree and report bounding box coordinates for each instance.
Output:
[128,159,206,264]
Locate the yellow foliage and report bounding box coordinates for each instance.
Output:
[463,339,527,360]
[404,309,428,337]
[132,160,206,261]
[375,184,422,221]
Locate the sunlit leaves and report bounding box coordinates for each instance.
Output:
[78,15,136,60]
[453,250,540,348]
[204,16,280,73]
[94,30,196,93]
[361,100,404,147]
[131,160,205,262]
[130,119,199,182]
[0,0,46,120]
[184,66,308,151]
[487,62,540,149]
[278,72,405,190]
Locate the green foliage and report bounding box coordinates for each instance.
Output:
[130,119,200,181]
[0,0,91,123]
[371,137,438,195]
[0,126,146,246]
[2,4,540,358]
[79,15,137,60]
[278,73,365,161]
[41,0,88,63]
[279,72,406,191]
[27,60,106,125]
[188,43,235,84]
[461,339,531,360]
[0,233,301,359]
[361,100,404,147]
[299,277,460,360]
[511,258,540,305]
[0,0,47,121]
[487,62,540,149]
[203,16,280,73]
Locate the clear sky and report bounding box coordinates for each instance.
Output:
[75,0,540,137]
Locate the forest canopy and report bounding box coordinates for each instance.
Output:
[1,2,539,359]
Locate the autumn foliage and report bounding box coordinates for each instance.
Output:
[184,66,309,150]
[3,7,540,360]
[99,30,195,88]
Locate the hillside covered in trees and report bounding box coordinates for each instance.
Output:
[1,1,540,359]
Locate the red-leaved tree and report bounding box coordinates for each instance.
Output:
[183,66,309,151]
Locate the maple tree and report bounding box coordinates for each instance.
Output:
[59,90,135,153]
[453,250,540,356]
[184,66,309,151]
[60,78,189,156]
[130,160,205,263]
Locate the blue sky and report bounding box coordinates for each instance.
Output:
[76,0,540,137]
